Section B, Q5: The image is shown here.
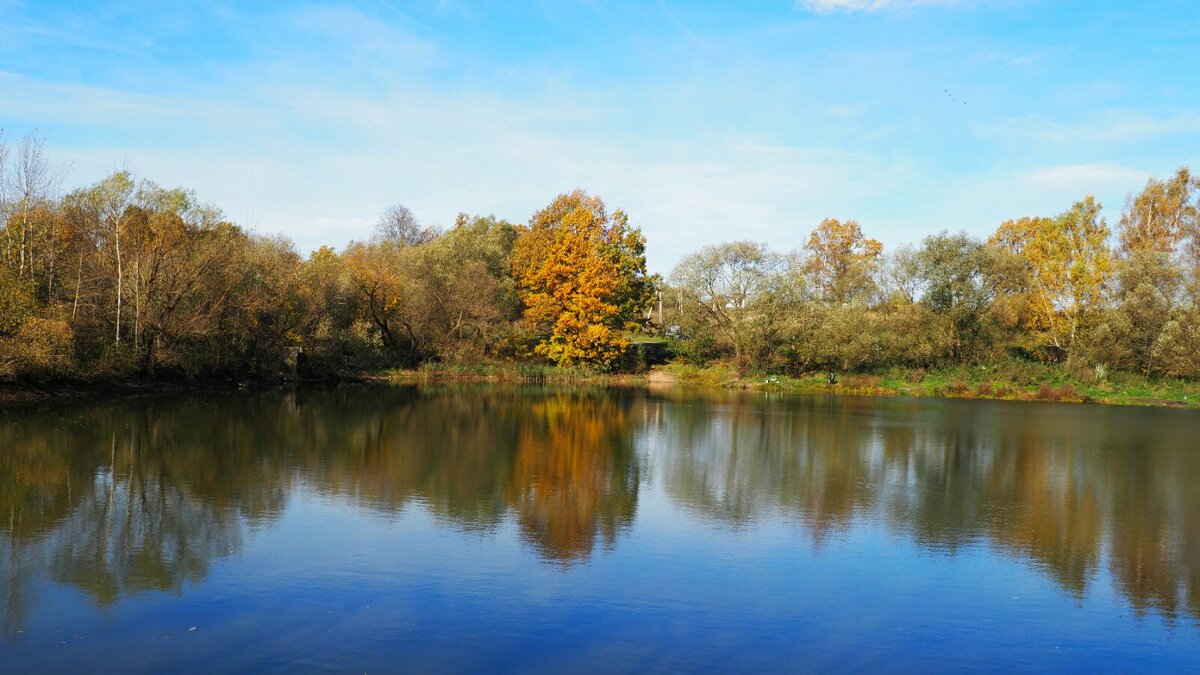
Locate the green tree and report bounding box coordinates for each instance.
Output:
[915,231,1002,362]
[670,241,794,372]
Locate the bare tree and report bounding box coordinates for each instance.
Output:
[85,171,137,344]
[9,132,54,279]
[373,203,437,247]
[879,244,923,304]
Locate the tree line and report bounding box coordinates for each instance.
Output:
[1,129,1198,382]
[0,131,653,381]
[667,170,1200,379]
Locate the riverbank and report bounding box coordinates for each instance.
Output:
[4,360,1199,410]
[652,362,1200,409]
[376,363,647,386]
[379,361,1200,409]
[0,373,331,406]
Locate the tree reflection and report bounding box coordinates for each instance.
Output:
[509,392,638,563]
[2,386,1200,637]
[647,391,1200,623]
[0,385,643,634]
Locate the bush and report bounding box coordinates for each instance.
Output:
[1152,314,1200,378]
[0,274,36,337]
[946,378,970,396]
[1033,382,1079,402]
[841,374,881,390]
[0,317,75,379]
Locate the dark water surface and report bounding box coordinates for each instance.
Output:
[3,385,1200,673]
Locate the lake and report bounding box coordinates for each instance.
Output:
[2,385,1199,673]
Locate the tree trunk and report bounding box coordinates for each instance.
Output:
[135,253,141,349]
[115,215,123,344]
[72,252,83,321]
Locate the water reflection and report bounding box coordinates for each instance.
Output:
[653,391,1200,622]
[2,385,1200,636]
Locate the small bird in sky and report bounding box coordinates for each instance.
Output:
[944,88,967,105]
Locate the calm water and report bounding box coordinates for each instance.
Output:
[2,385,1200,673]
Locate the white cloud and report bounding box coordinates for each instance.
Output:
[908,161,1157,246]
[17,69,906,273]
[981,111,1200,144]
[796,0,968,14]
[1024,162,1147,193]
[824,103,869,118]
[6,1,1186,275]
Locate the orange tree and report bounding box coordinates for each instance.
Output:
[511,190,654,369]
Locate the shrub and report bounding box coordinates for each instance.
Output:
[842,374,881,390]
[946,378,970,396]
[1034,382,1079,401]
[0,317,75,378]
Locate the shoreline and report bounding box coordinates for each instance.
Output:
[377,363,1200,410]
[3,364,1198,410]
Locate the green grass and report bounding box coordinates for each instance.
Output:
[650,360,1200,408]
[375,357,1200,409]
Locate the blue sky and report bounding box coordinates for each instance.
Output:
[2,0,1198,273]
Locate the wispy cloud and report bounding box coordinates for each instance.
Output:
[824,103,869,119]
[980,110,1200,144]
[795,0,970,14]
[3,1,1198,270]
[1025,162,1147,193]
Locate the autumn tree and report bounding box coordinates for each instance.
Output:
[342,239,423,365]
[511,191,654,369]
[803,218,883,304]
[878,244,922,304]
[77,171,137,345]
[1092,171,1198,373]
[987,216,1056,339]
[1117,167,1197,256]
[2,132,56,283]
[988,198,1112,361]
[397,214,519,362]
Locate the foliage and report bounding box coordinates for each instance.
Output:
[2,132,1200,392]
[988,198,1112,361]
[669,241,796,373]
[803,218,883,304]
[512,190,654,370]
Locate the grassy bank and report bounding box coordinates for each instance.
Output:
[5,359,1198,410]
[655,361,1200,408]
[374,359,1200,409]
[378,362,647,386]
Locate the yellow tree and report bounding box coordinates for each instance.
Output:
[1117,167,1197,256]
[512,191,653,369]
[803,218,883,304]
[989,216,1058,334]
[989,197,1112,359]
